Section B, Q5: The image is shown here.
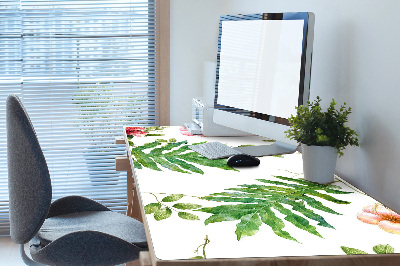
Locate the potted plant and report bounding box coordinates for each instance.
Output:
[285,96,359,184]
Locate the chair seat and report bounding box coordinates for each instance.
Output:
[37,211,147,248]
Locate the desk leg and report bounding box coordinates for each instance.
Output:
[127,169,143,223]
[125,251,152,266]
[115,155,143,223]
[126,168,134,217]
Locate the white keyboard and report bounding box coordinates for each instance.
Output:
[189,142,242,160]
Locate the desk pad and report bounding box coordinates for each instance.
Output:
[125,126,400,261]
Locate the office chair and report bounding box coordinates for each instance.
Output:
[6,94,148,265]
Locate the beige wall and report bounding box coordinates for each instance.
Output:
[170,0,400,213]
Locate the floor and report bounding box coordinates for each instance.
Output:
[0,237,25,266]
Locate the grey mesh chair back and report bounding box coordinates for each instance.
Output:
[7,94,52,244]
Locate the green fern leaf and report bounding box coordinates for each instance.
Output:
[130,140,237,173]
[199,176,351,241]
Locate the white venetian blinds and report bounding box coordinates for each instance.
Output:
[0,0,159,236]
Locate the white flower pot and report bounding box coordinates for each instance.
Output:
[301,144,338,184]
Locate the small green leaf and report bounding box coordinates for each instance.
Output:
[144,203,161,214]
[173,203,202,210]
[162,194,184,202]
[237,144,255,147]
[341,246,368,255]
[190,256,204,259]
[262,139,276,142]
[154,207,172,221]
[178,212,200,220]
[235,213,262,240]
[373,244,395,254]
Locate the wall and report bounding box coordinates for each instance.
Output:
[170,0,400,213]
[170,0,228,124]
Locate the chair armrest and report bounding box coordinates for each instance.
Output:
[47,195,110,218]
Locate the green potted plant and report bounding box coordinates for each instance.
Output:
[285,96,359,184]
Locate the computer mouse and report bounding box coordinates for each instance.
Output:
[227,154,260,167]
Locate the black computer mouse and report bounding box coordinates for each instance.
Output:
[227,154,260,167]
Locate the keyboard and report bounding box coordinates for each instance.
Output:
[189,142,242,160]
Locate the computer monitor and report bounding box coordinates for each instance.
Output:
[213,12,315,156]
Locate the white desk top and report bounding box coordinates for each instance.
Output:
[124,126,400,261]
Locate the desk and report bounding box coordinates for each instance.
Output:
[118,126,400,266]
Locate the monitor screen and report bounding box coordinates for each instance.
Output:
[217,19,304,118]
[213,13,315,156]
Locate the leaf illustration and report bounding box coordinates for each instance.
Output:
[144,203,161,214]
[191,235,210,259]
[173,203,202,210]
[235,213,262,240]
[373,244,395,254]
[130,140,237,174]
[341,246,368,255]
[190,256,204,259]
[341,244,395,255]
[259,208,297,242]
[154,207,172,221]
[178,212,200,220]
[198,176,352,242]
[145,193,202,222]
[162,194,184,202]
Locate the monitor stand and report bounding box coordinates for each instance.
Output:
[233,141,299,157]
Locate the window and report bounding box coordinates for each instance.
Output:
[0,0,169,236]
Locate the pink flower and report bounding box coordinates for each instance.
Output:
[179,126,194,136]
[179,126,204,137]
[126,127,148,137]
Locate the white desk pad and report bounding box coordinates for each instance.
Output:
[124,126,400,261]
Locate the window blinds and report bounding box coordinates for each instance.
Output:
[0,0,159,236]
